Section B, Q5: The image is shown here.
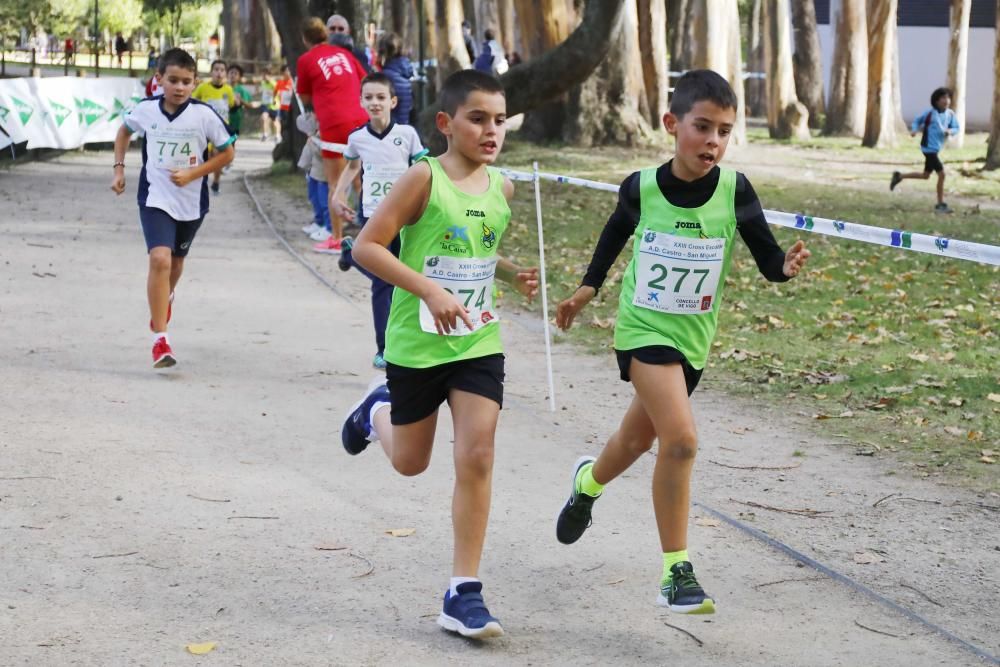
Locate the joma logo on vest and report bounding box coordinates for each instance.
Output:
[675,221,702,230]
[466,209,486,218]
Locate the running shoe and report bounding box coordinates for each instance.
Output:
[152,336,176,369]
[556,455,600,545]
[341,377,389,455]
[372,352,386,370]
[437,582,504,639]
[312,236,345,255]
[149,292,174,332]
[657,562,716,615]
[337,237,354,272]
[302,222,323,236]
[309,227,333,242]
[935,202,953,214]
[889,171,902,191]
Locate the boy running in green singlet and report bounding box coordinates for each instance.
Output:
[342,70,538,639]
[554,70,811,615]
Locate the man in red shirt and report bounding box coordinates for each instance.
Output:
[296,16,368,254]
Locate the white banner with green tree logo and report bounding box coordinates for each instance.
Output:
[0,77,144,150]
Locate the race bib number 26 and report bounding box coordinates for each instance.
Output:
[419,256,498,336]
[632,231,725,314]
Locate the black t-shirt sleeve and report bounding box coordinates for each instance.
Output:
[581,172,641,292]
[735,173,789,283]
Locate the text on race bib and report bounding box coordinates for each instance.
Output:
[419,256,499,336]
[362,164,407,217]
[147,126,200,169]
[632,230,725,315]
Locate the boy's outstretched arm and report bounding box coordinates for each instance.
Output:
[496,258,538,303]
[782,239,810,277]
[331,157,362,220]
[556,285,596,331]
[169,144,235,187]
[353,162,474,335]
[110,124,132,195]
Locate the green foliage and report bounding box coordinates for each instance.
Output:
[99,0,143,35]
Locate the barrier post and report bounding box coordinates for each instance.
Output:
[532,161,557,412]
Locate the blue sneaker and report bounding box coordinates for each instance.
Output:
[341,378,389,455]
[437,582,504,639]
[337,237,354,272]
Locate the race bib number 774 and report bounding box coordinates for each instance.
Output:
[419,255,498,336]
[632,231,725,314]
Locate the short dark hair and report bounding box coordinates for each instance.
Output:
[362,71,396,98]
[157,48,196,75]
[377,32,403,62]
[438,69,505,115]
[931,87,953,107]
[669,69,738,119]
[228,63,244,76]
[210,59,227,70]
[484,28,495,41]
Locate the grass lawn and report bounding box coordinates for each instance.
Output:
[265,131,999,491]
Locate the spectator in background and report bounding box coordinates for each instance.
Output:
[461,21,476,64]
[508,51,522,67]
[115,32,127,67]
[473,29,508,77]
[64,37,74,64]
[376,32,413,125]
[326,14,373,73]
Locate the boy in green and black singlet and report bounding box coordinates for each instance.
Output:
[342,70,538,640]
[554,70,811,615]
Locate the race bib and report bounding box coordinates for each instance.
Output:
[207,97,229,121]
[362,163,406,217]
[261,89,274,105]
[632,230,725,314]
[147,126,200,169]
[419,256,498,336]
[279,89,293,105]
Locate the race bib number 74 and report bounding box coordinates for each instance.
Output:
[632,231,725,314]
[419,255,499,336]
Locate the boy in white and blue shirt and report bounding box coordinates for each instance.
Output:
[111,48,235,369]
[890,86,960,213]
[331,72,427,369]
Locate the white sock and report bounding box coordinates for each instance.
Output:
[152,332,169,343]
[367,401,389,441]
[450,577,480,597]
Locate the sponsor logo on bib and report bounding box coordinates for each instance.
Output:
[441,225,471,254]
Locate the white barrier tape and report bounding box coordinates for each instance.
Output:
[497,168,1000,267]
[319,140,350,154]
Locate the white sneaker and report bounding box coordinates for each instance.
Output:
[302,222,322,236]
[309,227,332,242]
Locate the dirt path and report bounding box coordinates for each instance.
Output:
[1,141,997,666]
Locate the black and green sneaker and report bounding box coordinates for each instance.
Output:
[657,561,715,614]
[556,455,600,544]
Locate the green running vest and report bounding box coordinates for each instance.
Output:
[384,156,510,368]
[614,166,738,370]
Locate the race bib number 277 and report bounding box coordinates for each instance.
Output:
[632,230,725,315]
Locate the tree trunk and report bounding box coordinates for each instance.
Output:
[691,0,746,145]
[667,0,692,72]
[985,0,1000,169]
[476,0,501,46]
[224,0,281,65]
[746,0,765,116]
[862,0,899,148]
[513,0,543,59]
[947,0,972,147]
[388,0,407,36]
[824,0,867,136]
[637,0,668,127]
[497,0,515,56]
[265,0,310,162]
[764,0,810,139]
[552,0,653,146]
[517,0,577,141]
[434,0,471,88]
[422,0,438,60]
[790,0,825,129]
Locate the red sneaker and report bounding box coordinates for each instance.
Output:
[149,292,175,332]
[152,336,177,368]
[312,236,344,255]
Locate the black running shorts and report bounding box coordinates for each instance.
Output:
[615,346,703,395]
[139,206,203,257]
[923,152,944,174]
[385,353,505,425]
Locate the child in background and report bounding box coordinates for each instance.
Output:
[890,86,960,214]
[226,64,252,138]
[192,59,237,194]
[258,70,278,141]
[273,66,294,142]
[297,112,332,243]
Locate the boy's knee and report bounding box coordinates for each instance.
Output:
[391,455,430,477]
[619,430,655,456]
[660,429,699,461]
[148,251,172,273]
[455,442,495,477]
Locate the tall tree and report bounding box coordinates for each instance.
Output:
[824,0,866,136]
[986,0,1000,169]
[790,0,824,129]
[763,0,810,139]
[497,0,514,55]
[745,0,766,116]
[691,0,746,144]
[222,0,281,63]
[666,0,693,72]
[862,0,899,148]
[517,0,575,140]
[947,0,972,147]
[433,0,470,87]
[637,0,668,126]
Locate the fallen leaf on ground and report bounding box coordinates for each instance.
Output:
[980,456,996,464]
[853,552,886,565]
[907,353,930,363]
[839,410,855,418]
[988,393,1000,403]
[186,642,217,655]
[947,398,965,407]
[943,426,965,437]
[386,528,416,537]
[694,517,721,527]
[314,543,347,551]
[982,449,998,457]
